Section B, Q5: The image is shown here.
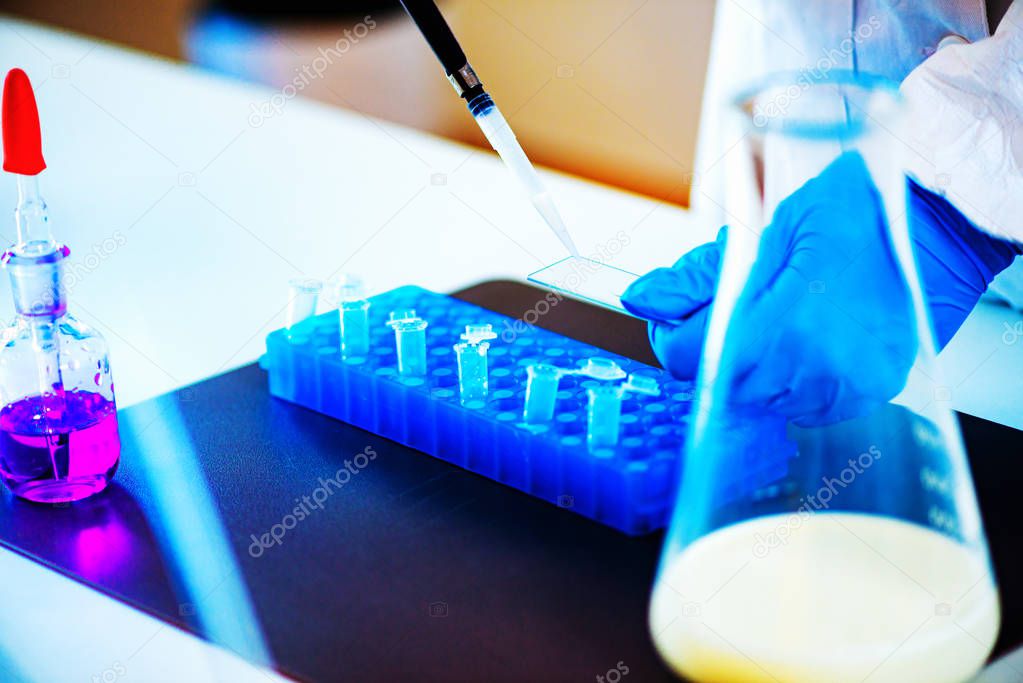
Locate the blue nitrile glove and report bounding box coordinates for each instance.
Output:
[908,178,1021,343]
[622,152,1019,426]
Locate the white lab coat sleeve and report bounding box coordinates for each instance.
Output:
[900,2,1023,244]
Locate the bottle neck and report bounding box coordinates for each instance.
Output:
[4,244,69,318]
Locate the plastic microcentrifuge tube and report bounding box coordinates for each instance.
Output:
[387,310,429,376]
[453,324,498,405]
[286,278,322,337]
[574,357,627,381]
[524,359,645,429]
[586,373,660,451]
[332,275,370,359]
[587,385,625,450]
[622,374,661,397]
[523,364,562,424]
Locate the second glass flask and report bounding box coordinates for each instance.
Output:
[649,73,999,683]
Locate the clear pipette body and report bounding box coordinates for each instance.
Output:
[468,93,581,257]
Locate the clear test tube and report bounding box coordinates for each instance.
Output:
[286,279,322,337]
[454,323,497,405]
[454,341,489,405]
[587,384,626,451]
[340,300,371,359]
[387,311,428,376]
[523,364,562,424]
[333,276,370,359]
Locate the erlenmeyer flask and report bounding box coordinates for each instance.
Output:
[649,72,999,683]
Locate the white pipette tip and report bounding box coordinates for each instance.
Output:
[472,101,582,258]
[531,192,581,258]
[552,221,582,258]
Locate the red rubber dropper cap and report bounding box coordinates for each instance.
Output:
[2,68,46,175]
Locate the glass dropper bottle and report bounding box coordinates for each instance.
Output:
[0,68,120,502]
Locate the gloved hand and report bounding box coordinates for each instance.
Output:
[622,152,1019,426]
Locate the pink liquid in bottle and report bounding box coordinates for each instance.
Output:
[0,390,120,503]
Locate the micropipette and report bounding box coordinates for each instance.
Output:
[398,0,581,257]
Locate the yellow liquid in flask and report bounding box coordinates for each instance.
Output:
[649,512,999,683]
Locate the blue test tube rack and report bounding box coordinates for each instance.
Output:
[262,286,795,535]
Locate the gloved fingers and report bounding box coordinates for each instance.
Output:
[727,342,876,427]
[791,395,885,428]
[648,305,712,380]
[722,261,812,413]
[725,257,912,426]
[671,225,728,269]
[726,327,794,413]
[621,238,724,322]
[730,357,870,427]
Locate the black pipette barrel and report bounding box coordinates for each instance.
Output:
[397,0,581,256]
[398,0,484,100]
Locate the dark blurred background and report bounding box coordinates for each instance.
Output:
[0,0,714,206]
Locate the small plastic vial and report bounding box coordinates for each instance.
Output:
[333,275,370,359]
[285,278,322,339]
[587,385,626,451]
[454,342,488,404]
[454,324,497,405]
[523,364,562,424]
[387,310,429,376]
